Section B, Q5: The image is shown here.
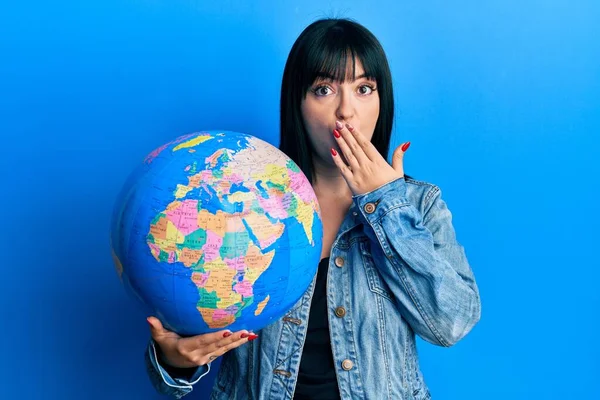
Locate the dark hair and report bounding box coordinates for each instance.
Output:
[279,18,412,183]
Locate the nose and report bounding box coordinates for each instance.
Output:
[335,90,355,123]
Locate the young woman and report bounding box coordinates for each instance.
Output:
[145,18,481,400]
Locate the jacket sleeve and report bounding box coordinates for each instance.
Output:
[144,339,211,399]
[353,177,481,347]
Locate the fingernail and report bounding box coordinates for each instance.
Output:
[333,129,341,138]
[401,142,411,152]
[223,331,232,338]
[146,318,152,327]
[335,120,343,129]
[345,123,354,131]
[331,148,337,156]
[248,334,259,341]
[240,333,249,338]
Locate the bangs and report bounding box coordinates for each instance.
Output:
[299,31,383,95]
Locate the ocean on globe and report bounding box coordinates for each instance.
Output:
[110,131,323,336]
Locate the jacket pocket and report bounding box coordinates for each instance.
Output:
[359,240,394,302]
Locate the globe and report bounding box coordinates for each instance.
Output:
[110,131,323,336]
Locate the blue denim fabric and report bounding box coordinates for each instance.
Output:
[145,177,481,399]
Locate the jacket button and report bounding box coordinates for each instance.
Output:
[334,257,345,267]
[364,202,376,214]
[335,306,346,318]
[341,359,353,370]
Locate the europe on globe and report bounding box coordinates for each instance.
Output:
[110,131,323,336]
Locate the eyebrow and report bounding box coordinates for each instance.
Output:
[315,72,372,82]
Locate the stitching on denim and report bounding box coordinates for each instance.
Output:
[338,254,366,398]
[359,240,394,302]
[376,293,393,400]
[424,185,440,205]
[272,373,294,398]
[404,325,411,395]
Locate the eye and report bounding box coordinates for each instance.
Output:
[357,84,376,96]
[311,85,334,97]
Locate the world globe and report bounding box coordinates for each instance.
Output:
[110,131,323,336]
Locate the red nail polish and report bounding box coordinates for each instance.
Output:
[401,142,411,151]
[333,129,341,138]
[331,148,337,156]
[248,334,259,341]
[223,331,232,338]
[241,333,249,338]
[345,123,354,131]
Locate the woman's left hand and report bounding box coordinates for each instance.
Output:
[331,120,410,196]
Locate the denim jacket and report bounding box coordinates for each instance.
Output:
[144,177,481,400]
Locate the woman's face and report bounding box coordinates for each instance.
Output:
[301,59,380,167]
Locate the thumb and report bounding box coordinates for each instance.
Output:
[392,141,410,172]
[147,316,166,338]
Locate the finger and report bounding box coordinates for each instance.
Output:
[330,147,353,178]
[208,332,258,359]
[193,329,238,348]
[175,329,241,365]
[208,338,251,360]
[335,121,369,164]
[147,316,173,340]
[392,141,410,172]
[200,331,257,364]
[198,330,253,354]
[334,128,359,169]
[345,123,379,161]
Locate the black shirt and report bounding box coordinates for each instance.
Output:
[293,257,341,400]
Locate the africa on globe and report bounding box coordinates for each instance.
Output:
[110,131,323,336]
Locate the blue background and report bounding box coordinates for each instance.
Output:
[1,1,598,399]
